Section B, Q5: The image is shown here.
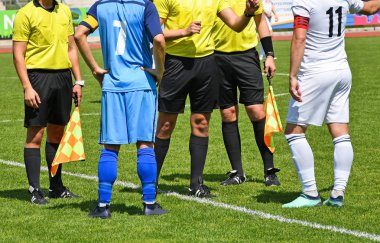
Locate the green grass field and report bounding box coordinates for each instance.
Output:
[0,37,379,242]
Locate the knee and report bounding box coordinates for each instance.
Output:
[192,117,209,135]
[246,106,265,121]
[157,121,175,138]
[221,107,237,122]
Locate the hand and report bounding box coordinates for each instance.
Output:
[141,66,163,84]
[289,76,302,102]
[24,86,41,109]
[246,0,260,15]
[72,85,82,107]
[264,56,276,79]
[183,21,201,36]
[92,66,108,87]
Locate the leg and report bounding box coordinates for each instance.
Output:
[45,124,66,196]
[188,112,213,197]
[137,142,167,215]
[324,123,352,207]
[246,104,280,186]
[220,106,246,185]
[282,124,321,208]
[89,144,119,219]
[155,112,178,179]
[24,126,49,204]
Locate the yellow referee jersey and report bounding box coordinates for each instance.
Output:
[12,0,74,70]
[154,0,230,58]
[212,0,263,53]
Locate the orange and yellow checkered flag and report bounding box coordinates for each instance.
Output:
[51,106,85,177]
[264,80,283,153]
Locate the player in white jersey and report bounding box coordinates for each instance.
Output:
[283,0,380,208]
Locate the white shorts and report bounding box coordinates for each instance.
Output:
[286,68,352,126]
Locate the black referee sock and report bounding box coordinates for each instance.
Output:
[189,134,209,189]
[252,118,274,173]
[46,142,64,192]
[24,148,41,189]
[154,137,171,178]
[222,121,244,175]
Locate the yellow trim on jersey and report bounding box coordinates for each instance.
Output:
[155,0,230,58]
[83,15,99,31]
[12,2,73,70]
[212,0,263,53]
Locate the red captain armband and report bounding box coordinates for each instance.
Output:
[294,15,309,30]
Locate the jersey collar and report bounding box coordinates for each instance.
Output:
[33,0,58,12]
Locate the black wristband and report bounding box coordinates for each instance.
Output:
[260,36,275,57]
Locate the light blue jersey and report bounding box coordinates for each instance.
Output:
[81,0,162,92]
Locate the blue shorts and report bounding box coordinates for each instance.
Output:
[99,90,157,145]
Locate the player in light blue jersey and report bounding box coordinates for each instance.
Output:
[75,0,166,217]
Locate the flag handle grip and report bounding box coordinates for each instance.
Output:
[73,95,79,107]
[263,61,272,86]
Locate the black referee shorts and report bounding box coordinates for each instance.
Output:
[24,69,73,128]
[214,48,264,110]
[158,54,218,113]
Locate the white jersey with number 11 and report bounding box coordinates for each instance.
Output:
[292,0,364,74]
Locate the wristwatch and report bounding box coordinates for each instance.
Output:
[75,80,85,87]
[244,10,254,18]
[266,52,275,58]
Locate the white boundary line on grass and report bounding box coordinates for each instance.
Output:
[0,93,290,124]
[1,159,379,242]
[4,73,290,80]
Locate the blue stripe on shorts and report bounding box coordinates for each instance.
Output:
[99,90,157,144]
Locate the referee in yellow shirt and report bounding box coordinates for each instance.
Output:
[212,0,280,187]
[153,0,260,198]
[13,0,83,204]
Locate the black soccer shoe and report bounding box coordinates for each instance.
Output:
[143,202,168,216]
[30,188,49,205]
[264,168,281,186]
[49,187,80,199]
[188,184,215,198]
[220,170,246,186]
[88,205,111,219]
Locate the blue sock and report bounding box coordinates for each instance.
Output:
[137,148,157,203]
[98,148,118,205]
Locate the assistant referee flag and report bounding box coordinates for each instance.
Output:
[51,106,85,177]
[264,84,283,153]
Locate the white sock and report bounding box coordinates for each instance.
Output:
[285,134,317,193]
[98,203,108,207]
[331,189,344,198]
[144,201,155,205]
[333,134,353,192]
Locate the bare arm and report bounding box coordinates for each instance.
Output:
[68,35,83,106]
[13,41,41,109]
[289,27,307,102]
[360,0,380,15]
[74,25,108,86]
[144,34,166,83]
[254,14,276,78]
[217,0,260,32]
[160,18,201,41]
[254,14,270,38]
[272,4,279,22]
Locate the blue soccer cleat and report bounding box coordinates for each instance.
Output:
[282,193,322,208]
[323,196,344,208]
[143,202,167,215]
[88,205,111,219]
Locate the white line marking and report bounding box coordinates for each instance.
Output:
[0,92,290,123]
[1,159,379,242]
[262,72,289,77]
[6,73,290,80]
